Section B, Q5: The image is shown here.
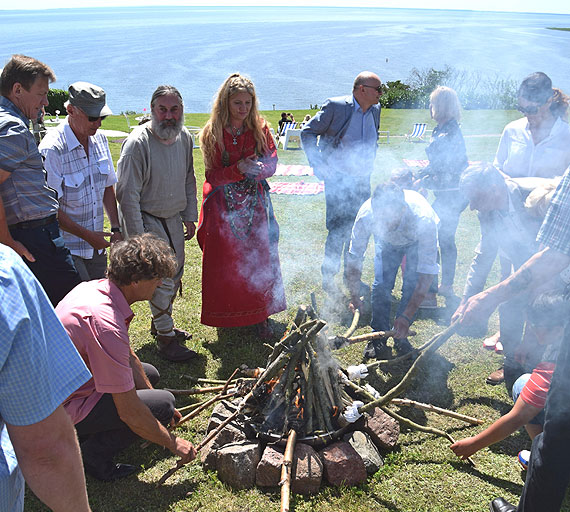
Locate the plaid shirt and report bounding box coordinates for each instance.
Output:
[40,121,117,258]
[0,97,58,225]
[537,166,570,255]
[0,244,91,511]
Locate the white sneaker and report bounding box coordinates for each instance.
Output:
[518,449,530,470]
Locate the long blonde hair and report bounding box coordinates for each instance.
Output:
[200,73,269,165]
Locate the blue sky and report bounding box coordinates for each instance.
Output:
[5,0,570,14]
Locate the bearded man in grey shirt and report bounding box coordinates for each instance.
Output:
[116,85,198,363]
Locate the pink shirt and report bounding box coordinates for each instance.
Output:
[56,279,135,424]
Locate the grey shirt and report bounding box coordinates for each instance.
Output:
[116,124,198,236]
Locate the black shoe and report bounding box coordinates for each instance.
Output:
[84,462,138,482]
[157,336,198,362]
[394,338,414,357]
[363,340,392,361]
[489,497,516,512]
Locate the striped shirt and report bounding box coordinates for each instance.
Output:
[537,166,570,255]
[0,96,58,225]
[40,121,117,258]
[520,362,555,410]
[0,244,91,511]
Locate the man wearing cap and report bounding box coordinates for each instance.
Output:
[116,85,198,363]
[39,81,122,281]
[0,54,81,306]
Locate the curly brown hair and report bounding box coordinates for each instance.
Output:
[107,233,177,286]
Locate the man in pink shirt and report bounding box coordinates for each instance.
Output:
[57,233,197,482]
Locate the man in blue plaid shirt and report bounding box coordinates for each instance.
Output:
[0,243,92,511]
[457,166,570,512]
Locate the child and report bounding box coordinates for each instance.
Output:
[450,292,567,468]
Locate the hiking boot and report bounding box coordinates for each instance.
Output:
[157,336,197,362]
[363,340,392,361]
[486,366,505,385]
[150,321,192,341]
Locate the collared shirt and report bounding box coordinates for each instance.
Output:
[349,190,440,275]
[336,95,378,176]
[537,166,570,255]
[39,121,117,258]
[0,97,59,225]
[0,244,91,511]
[57,279,136,424]
[494,116,570,179]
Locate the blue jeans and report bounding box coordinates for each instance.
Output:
[371,241,433,332]
[9,219,81,306]
[512,374,545,426]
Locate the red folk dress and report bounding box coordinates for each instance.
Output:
[197,125,286,327]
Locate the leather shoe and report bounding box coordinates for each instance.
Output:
[489,497,516,512]
[394,338,415,357]
[151,321,192,341]
[486,366,505,385]
[84,462,138,482]
[157,336,198,362]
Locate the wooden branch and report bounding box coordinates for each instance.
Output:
[359,322,460,414]
[380,405,475,467]
[222,368,239,395]
[343,308,360,338]
[164,385,233,396]
[280,429,298,512]
[390,398,483,425]
[174,393,234,429]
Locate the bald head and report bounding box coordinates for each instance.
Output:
[353,71,382,112]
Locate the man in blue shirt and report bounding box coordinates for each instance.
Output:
[301,71,382,298]
[0,54,81,306]
[0,243,92,511]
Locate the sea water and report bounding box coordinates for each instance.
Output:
[1,6,569,112]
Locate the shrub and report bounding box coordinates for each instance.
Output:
[47,88,69,115]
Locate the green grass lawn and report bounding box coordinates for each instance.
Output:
[27,108,570,512]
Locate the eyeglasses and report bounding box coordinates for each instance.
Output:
[362,84,383,93]
[517,102,547,116]
[88,115,107,122]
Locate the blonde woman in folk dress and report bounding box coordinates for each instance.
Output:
[198,73,286,338]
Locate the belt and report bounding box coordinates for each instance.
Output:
[9,214,57,230]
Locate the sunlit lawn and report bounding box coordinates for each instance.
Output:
[26,108,570,511]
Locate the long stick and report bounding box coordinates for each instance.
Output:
[343,308,360,338]
[389,398,483,425]
[280,429,297,512]
[360,322,460,414]
[164,385,232,395]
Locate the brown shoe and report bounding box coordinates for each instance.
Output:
[157,336,197,362]
[486,366,504,385]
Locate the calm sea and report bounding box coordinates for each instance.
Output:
[1,6,569,113]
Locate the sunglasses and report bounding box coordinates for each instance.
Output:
[88,115,107,122]
[362,84,383,93]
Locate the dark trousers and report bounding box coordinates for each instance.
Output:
[322,175,370,284]
[371,241,432,332]
[431,191,468,287]
[516,323,570,512]
[76,363,175,473]
[9,219,81,306]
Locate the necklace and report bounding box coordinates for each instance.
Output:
[230,125,242,145]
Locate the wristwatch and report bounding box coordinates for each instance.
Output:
[111,226,122,233]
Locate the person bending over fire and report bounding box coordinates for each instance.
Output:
[346,182,439,360]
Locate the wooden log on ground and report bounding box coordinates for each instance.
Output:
[280,429,298,512]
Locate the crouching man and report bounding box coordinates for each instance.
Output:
[346,183,440,359]
[56,233,197,482]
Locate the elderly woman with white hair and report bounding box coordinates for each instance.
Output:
[417,86,469,301]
